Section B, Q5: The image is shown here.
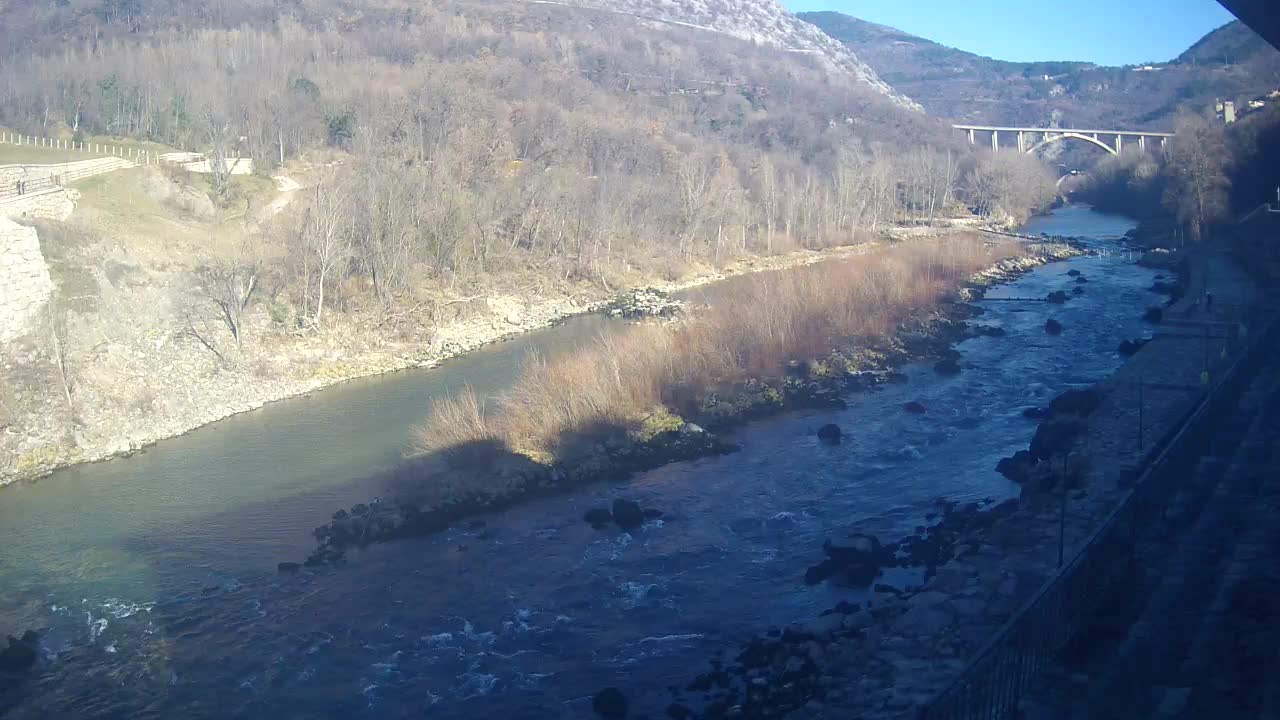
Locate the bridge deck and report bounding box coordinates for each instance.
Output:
[953,124,1174,137]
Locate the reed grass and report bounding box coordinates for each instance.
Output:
[412,235,1025,460]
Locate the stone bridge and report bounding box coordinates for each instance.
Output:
[954,125,1175,156]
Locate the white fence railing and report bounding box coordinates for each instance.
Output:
[0,131,156,165]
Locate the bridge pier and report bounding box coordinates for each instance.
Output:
[968,128,975,145]
[991,130,999,152]
[1116,134,1123,154]
[1139,135,1146,152]
[1017,131,1026,153]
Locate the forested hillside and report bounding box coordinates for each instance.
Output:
[0,0,1055,291]
[804,12,1280,130]
[0,0,1061,483]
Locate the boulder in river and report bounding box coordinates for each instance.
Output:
[903,401,928,414]
[1049,388,1102,417]
[277,562,301,574]
[1047,291,1069,304]
[593,687,629,719]
[1144,306,1163,324]
[0,631,38,673]
[1044,318,1063,335]
[816,424,842,444]
[1067,269,1082,277]
[1030,418,1087,462]
[1118,338,1150,357]
[1075,276,1089,284]
[996,450,1037,484]
[611,499,646,531]
[583,508,613,529]
[820,533,884,586]
[934,357,962,376]
[1073,286,1086,295]
[972,324,1007,337]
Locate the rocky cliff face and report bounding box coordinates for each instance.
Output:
[541,0,922,110]
[0,216,53,344]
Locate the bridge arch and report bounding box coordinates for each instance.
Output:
[1026,132,1117,157]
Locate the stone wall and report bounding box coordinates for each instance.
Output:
[0,158,136,188]
[0,216,54,344]
[0,188,75,222]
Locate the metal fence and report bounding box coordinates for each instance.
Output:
[0,176,57,203]
[0,157,143,205]
[917,303,1278,720]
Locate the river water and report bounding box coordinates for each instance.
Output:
[0,205,1154,719]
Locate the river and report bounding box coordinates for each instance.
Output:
[0,205,1155,719]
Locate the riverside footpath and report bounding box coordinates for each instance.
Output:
[749,247,1273,720]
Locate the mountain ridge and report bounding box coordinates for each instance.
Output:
[802,12,1280,129]
[539,0,922,110]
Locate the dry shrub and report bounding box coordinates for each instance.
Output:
[411,385,495,456]
[412,236,1023,460]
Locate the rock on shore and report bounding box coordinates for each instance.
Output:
[600,288,684,319]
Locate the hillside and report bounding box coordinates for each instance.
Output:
[0,0,1064,483]
[542,0,920,109]
[802,12,1280,129]
[1177,17,1274,65]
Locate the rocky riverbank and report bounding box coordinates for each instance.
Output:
[648,247,1262,720]
[297,241,1085,567]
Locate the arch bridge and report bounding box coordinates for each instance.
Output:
[953,125,1175,156]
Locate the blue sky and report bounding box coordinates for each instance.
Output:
[784,0,1238,66]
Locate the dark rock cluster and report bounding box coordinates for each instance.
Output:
[995,387,1101,487]
[583,499,663,531]
[816,424,842,444]
[302,429,733,566]
[1118,338,1151,356]
[0,631,38,673]
[670,499,1019,719]
[805,499,1017,588]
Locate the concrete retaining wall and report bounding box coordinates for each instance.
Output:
[0,216,54,344]
[0,188,75,221]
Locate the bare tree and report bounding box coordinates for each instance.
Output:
[45,300,74,413]
[295,174,353,328]
[204,110,235,200]
[197,242,262,345]
[1163,113,1231,242]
